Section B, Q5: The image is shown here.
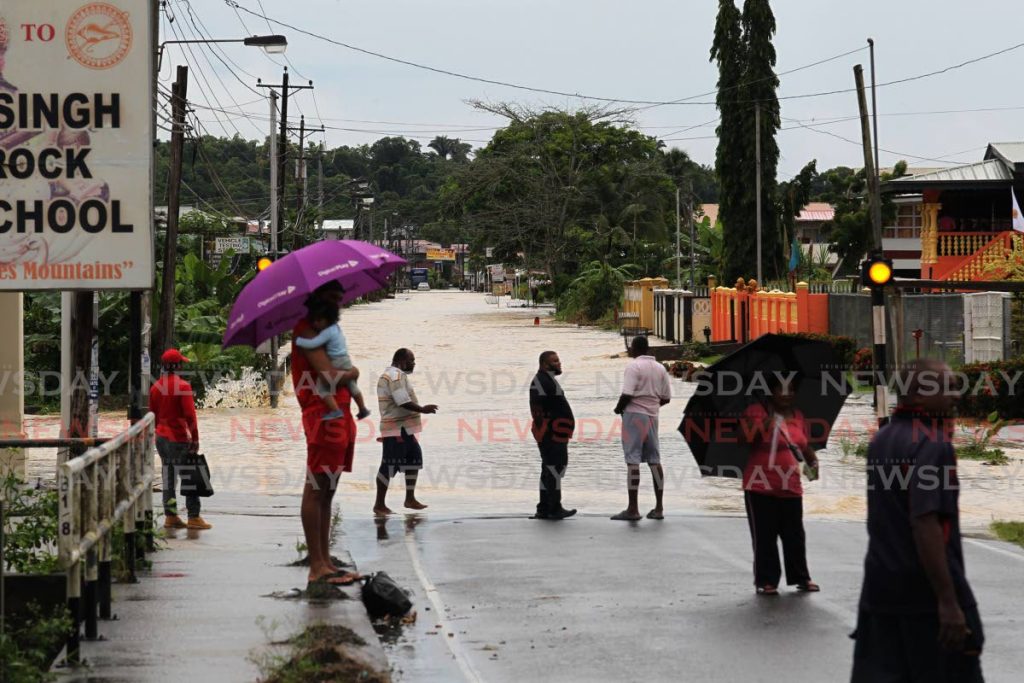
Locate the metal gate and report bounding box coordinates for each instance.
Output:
[963,292,1010,363]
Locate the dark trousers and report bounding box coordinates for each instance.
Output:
[851,606,985,682]
[744,490,810,587]
[156,437,200,518]
[537,440,568,514]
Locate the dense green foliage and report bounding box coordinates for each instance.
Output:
[152,118,718,323]
[711,0,782,283]
[0,603,70,683]
[1,474,61,574]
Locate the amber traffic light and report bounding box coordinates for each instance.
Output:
[860,254,893,288]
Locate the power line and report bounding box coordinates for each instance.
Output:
[224,1,1024,109]
[224,1,866,106]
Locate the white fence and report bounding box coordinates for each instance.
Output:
[58,412,156,662]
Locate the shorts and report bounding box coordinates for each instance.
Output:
[302,399,355,475]
[622,412,661,465]
[381,428,423,471]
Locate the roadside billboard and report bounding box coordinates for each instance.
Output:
[426,248,456,261]
[0,1,153,290]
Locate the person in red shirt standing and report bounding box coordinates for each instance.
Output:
[149,349,211,530]
[740,374,819,596]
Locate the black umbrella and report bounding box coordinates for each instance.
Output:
[678,333,851,478]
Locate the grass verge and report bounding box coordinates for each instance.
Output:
[257,624,386,683]
[991,521,1024,548]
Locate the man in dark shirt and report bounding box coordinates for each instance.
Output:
[528,351,577,520]
[851,359,984,682]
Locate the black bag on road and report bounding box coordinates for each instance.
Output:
[178,453,214,498]
[361,572,412,617]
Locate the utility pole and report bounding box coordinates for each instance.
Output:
[258,68,314,252]
[258,70,312,408]
[755,101,763,285]
[855,65,882,249]
[856,64,889,424]
[289,116,324,223]
[868,39,880,194]
[868,39,904,369]
[156,65,188,356]
[296,115,305,214]
[688,179,695,290]
[267,90,279,408]
[317,147,324,235]
[675,186,681,288]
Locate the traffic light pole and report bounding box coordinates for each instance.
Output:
[871,284,888,427]
[268,91,279,407]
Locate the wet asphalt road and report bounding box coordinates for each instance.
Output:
[53,492,1024,683]
[341,504,1024,683]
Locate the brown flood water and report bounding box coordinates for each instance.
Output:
[24,292,1024,530]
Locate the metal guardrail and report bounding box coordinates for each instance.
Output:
[57,412,156,663]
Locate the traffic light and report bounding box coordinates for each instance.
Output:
[860,252,893,288]
[255,250,288,272]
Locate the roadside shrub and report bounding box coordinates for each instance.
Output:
[779,332,858,366]
[958,358,1024,419]
[675,341,713,362]
[852,347,874,373]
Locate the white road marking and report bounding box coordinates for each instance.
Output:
[965,537,1024,562]
[404,528,484,683]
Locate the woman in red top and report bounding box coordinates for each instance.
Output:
[741,374,820,595]
[291,282,361,588]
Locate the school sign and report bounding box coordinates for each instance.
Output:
[0,1,153,290]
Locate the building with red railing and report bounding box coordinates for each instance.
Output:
[882,143,1024,281]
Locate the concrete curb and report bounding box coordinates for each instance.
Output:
[329,550,392,682]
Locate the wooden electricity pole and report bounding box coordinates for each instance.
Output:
[156,65,188,356]
[67,293,94,455]
[855,65,882,250]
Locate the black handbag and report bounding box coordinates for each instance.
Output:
[178,453,214,498]
[360,571,412,617]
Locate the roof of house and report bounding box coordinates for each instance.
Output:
[884,142,1024,193]
[322,219,354,232]
[699,203,719,225]
[886,158,1013,186]
[797,202,834,222]
[701,202,835,223]
[985,142,1024,169]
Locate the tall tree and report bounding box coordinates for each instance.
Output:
[710,0,748,284]
[742,0,782,280]
[711,0,782,284]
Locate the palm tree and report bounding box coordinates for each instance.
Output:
[429,135,471,162]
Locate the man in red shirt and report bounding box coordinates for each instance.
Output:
[149,349,211,530]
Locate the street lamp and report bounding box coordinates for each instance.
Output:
[158,34,287,70]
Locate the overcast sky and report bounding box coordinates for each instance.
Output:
[162,0,1024,176]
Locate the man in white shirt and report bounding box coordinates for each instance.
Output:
[374,348,437,515]
[612,335,672,521]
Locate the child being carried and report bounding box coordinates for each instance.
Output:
[297,300,371,421]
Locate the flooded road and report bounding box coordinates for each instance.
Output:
[25,291,1024,530]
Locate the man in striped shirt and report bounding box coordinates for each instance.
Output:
[373,348,437,515]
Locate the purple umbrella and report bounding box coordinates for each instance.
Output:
[222,240,405,349]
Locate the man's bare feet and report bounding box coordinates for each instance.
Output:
[373,506,394,516]
[404,499,428,510]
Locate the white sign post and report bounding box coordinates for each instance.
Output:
[0,1,154,290]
